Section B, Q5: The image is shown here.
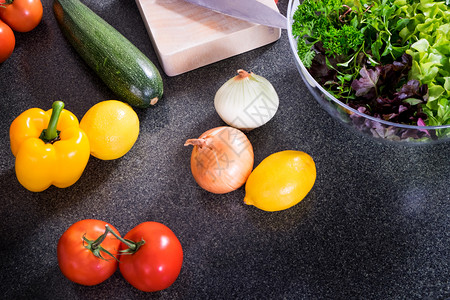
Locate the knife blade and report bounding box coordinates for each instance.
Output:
[183,0,287,29]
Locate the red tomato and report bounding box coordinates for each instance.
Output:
[0,18,15,63]
[119,222,183,292]
[57,219,121,286]
[0,0,43,32]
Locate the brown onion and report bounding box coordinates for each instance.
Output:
[184,126,254,194]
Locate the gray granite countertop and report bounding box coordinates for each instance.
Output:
[0,0,449,299]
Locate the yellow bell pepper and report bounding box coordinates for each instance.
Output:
[10,101,90,192]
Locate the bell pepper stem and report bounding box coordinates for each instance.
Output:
[40,101,64,143]
[44,101,65,141]
[105,225,145,254]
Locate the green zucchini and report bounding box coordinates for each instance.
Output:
[53,0,163,108]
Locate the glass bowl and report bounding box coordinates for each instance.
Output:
[287,0,450,144]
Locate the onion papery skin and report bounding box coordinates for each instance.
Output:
[186,126,254,194]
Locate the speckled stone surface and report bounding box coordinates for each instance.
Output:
[0,1,449,299]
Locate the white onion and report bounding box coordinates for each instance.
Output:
[214,70,279,131]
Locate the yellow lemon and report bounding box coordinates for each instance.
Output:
[80,100,139,160]
[244,150,316,212]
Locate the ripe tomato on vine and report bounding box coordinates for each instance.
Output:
[0,0,43,32]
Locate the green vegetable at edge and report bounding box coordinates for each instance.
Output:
[53,0,163,108]
[397,0,450,129]
[292,0,450,131]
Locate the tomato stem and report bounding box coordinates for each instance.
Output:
[82,226,119,261]
[105,225,145,255]
[40,101,64,144]
[90,228,109,249]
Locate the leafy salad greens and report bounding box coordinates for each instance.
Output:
[292,0,450,136]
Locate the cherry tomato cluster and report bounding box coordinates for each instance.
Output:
[57,219,184,292]
[0,0,43,63]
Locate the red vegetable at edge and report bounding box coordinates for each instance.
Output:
[0,18,14,63]
[57,219,121,286]
[0,0,43,32]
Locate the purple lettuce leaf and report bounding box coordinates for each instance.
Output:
[351,67,380,98]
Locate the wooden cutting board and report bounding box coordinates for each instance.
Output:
[135,0,282,76]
